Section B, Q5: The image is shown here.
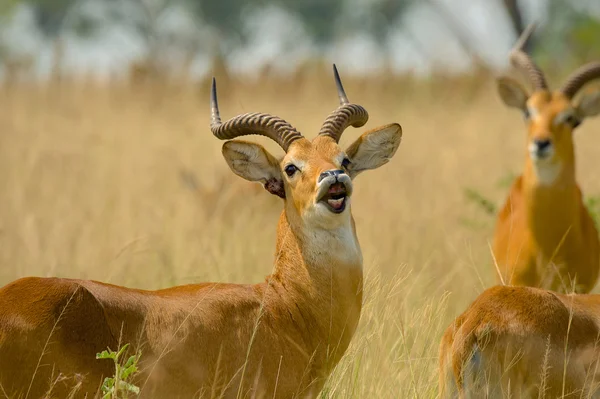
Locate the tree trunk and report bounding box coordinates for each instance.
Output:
[502,0,532,52]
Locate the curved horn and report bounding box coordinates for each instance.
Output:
[560,62,600,99]
[509,23,548,91]
[210,78,303,152]
[318,65,369,143]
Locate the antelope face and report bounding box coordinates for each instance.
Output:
[220,124,401,229]
[498,79,600,174]
[211,65,402,229]
[283,137,353,218]
[280,128,400,227]
[496,23,600,184]
[525,92,575,163]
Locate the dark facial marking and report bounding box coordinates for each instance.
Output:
[264,178,285,199]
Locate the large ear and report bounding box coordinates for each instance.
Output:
[345,123,402,179]
[222,140,285,198]
[496,77,529,112]
[576,90,600,119]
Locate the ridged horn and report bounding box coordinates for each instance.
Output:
[318,64,369,143]
[509,23,548,91]
[210,78,303,152]
[560,62,600,99]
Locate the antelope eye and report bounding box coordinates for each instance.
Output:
[341,158,351,169]
[564,114,580,128]
[284,164,298,177]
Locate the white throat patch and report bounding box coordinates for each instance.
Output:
[304,223,363,268]
[532,160,562,185]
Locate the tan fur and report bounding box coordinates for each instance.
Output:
[493,86,600,293]
[0,125,402,398]
[439,285,600,398]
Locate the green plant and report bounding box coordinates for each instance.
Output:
[463,188,496,216]
[96,343,141,399]
[585,195,600,229]
[496,171,518,190]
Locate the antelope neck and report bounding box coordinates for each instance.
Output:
[269,210,363,367]
[522,157,580,250]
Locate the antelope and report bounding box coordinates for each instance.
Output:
[0,66,402,398]
[439,285,600,398]
[492,24,600,293]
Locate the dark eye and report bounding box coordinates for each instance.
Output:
[564,114,580,128]
[341,158,350,169]
[284,164,298,177]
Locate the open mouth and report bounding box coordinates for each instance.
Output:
[318,182,348,213]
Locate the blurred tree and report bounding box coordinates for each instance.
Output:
[351,0,413,43]
[535,0,600,71]
[15,0,84,79]
[272,0,344,47]
[185,0,254,37]
[29,0,79,36]
[501,0,527,48]
[424,0,486,66]
[0,0,20,19]
[181,0,264,75]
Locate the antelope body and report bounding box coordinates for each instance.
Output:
[439,285,600,398]
[0,66,403,398]
[492,25,600,293]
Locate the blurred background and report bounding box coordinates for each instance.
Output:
[0,0,599,80]
[1,1,600,397]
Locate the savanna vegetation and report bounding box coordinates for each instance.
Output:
[1,63,599,397]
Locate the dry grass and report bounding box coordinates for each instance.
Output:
[1,69,599,398]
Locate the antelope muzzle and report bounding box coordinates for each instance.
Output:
[529,138,554,161]
[316,170,353,214]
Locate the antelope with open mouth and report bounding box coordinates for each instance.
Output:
[0,66,402,398]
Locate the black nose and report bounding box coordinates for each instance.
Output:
[318,169,344,183]
[534,139,551,151]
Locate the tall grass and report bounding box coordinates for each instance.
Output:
[0,69,599,397]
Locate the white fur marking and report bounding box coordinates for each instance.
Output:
[532,161,562,185]
[527,106,539,120]
[304,221,362,268]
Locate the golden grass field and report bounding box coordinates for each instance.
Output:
[1,68,599,397]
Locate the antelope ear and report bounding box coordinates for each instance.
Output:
[497,76,529,113]
[576,90,600,119]
[345,123,402,179]
[221,141,285,198]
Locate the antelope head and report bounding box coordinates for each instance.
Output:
[497,24,600,183]
[210,65,402,229]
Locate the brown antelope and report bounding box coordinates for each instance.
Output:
[439,285,600,398]
[0,66,402,398]
[492,24,600,293]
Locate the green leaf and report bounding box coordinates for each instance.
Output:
[101,376,115,398]
[123,354,138,369]
[122,363,138,380]
[115,343,130,360]
[96,349,116,360]
[118,381,140,394]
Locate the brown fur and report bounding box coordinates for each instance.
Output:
[493,90,600,293]
[0,126,402,398]
[439,285,600,398]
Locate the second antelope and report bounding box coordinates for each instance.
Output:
[0,66,403,398]
[493,24,600,293]
[439,285,600,398]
